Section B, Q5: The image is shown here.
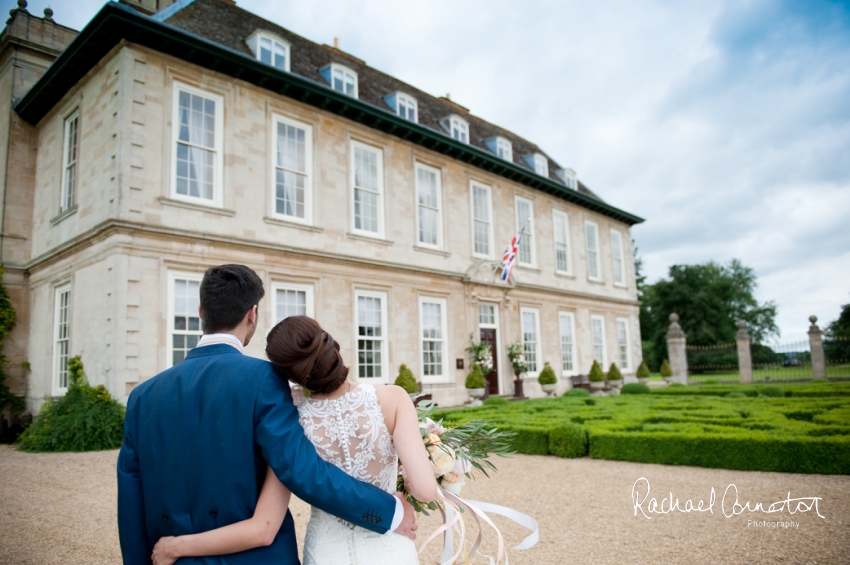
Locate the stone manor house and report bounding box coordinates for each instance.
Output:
[0,0,643,412]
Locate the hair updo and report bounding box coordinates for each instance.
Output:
[265,315,349,395]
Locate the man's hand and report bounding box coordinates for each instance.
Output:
[393,492,418,541]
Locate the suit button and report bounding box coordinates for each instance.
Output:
[362,513,368,519]
[162,514,169,522]
[210,510,218,517]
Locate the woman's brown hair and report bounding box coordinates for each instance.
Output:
[265,315,349,395]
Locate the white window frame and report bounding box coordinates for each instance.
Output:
[558,311,577,377]
[496,137,512,161]
[247,31,291,72]
[470,182,494,259]
[520,307,542,377]
[419,296,450,384]
[415,162,443,249]
[166,271,204,369]
[61,111,79,213]
[171,82,224,207]
[616,318,631,371]
[350,140,385,239]
[558,168,577,189]
[354,289,389,384]
[272,282,315,323]
[395,93,418,123]
[591,314,607,367]
[448,115,469,144]
[585,220,602,281]
[478,302,501,394]
[270,114,313,225]
[552,209,572,275]
[515,196,536,267]
[533,153,548,177]
[52,284,71,395]
[611,229,625,286]
[325,63,358,98]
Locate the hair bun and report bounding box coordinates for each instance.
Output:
[266,317,349,394]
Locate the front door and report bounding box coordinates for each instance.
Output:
[480,328,499,396]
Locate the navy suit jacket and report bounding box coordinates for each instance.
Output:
[117,344,396,564]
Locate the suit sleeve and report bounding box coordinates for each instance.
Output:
[254,370,397,534]
[117,391,152,565]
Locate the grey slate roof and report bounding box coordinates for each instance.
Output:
[162,0,604,201]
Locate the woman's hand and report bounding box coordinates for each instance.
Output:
[152,536,181,565]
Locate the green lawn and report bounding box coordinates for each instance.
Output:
[435,382,850,474]
[644,365,850,382]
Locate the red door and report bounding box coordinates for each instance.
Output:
[480,328,499,395]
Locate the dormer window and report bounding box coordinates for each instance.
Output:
[441,115,468,144]
[320,63,358,97]
[246,31,290,72]
[384,92,418,122]
[524,153,548,177]
[557,168,578,189]
[485,136,512,161]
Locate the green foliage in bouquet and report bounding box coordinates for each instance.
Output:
[0,265,22,415]
[621,383,651,395]
[588,360,605,382]
[537,362,557,385]
[465,364,486,389]
[607,363,623,381]
[548,424,588,458]
[506,341,528,374]
[660,359,673,378]
[394,364,418,394]
[17,356,125,452]
[636,361,651,380]
[563,388,591,397]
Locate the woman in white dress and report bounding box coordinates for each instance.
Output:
[151,316,437,565]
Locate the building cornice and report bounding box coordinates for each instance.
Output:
[14,219,639,307]
[14,2,644,226]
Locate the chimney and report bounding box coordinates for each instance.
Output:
[333,37,339,49]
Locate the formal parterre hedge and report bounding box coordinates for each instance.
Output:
[435,382,850,474]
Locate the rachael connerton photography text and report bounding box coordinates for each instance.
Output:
[631,478,826,520]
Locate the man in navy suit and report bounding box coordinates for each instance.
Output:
[117,264,416,564]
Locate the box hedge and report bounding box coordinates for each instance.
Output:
[549,424,588,458]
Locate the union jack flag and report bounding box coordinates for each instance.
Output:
[500,228,524,283]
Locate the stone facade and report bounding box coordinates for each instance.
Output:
[2,4,643,412]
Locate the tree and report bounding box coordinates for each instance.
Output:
[642,259,778,370]
[634,245,659,370]
[825,304,850,363]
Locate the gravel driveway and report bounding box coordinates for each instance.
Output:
[1,445,848,564]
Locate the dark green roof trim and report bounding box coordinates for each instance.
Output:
[15,2,644,226]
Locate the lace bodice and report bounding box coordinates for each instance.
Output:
[298,383,397,493]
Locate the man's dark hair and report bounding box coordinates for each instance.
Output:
[199,264,265,333]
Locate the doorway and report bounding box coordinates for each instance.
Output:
[478,303,500,396]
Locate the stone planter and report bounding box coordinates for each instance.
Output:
[663,376,674,384]
[541,383,557,396]
[590,380,605,390]
[609,380,622,389]
[638,377,649,384]
[467,387,486,406]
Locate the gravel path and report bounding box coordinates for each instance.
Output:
[1,445,848,564]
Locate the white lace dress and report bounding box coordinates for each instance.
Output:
[297,383,418,565]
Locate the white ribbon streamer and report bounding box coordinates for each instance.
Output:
[463,500,540,550]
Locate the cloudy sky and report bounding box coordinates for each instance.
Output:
[21,0,850,342]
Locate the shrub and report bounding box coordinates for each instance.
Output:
[507,426,550,455]
[483,396,509,407]
[18,357,125,452]
[703,379,720,385]
[588,360,605,382]
[563,387,591,397]
[621,383,651,395]
[726,391,747,398]
[762,386,783,398]
[465,364,486,389]
[660,359,673,378]
[636,361,650,380]
[668,382,685,388]
[394,364,418,394]
[0,265,21,417]
[549,424,588,458]
[607,363,622,381]
[538,362,557,385]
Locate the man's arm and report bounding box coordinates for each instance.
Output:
[117,392,151,565]
[253,369,401,534]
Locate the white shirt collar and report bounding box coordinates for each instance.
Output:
[197,333,244,354]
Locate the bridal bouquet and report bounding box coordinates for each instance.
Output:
[399,401,537,565]
[397,400,515,513]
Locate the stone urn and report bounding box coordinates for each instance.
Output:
[638,377,649,384]
[590,380,605,390]
[541,383,558,396]
[609,380,623,389]
[467,387,486,406]
[663,376,674,384]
